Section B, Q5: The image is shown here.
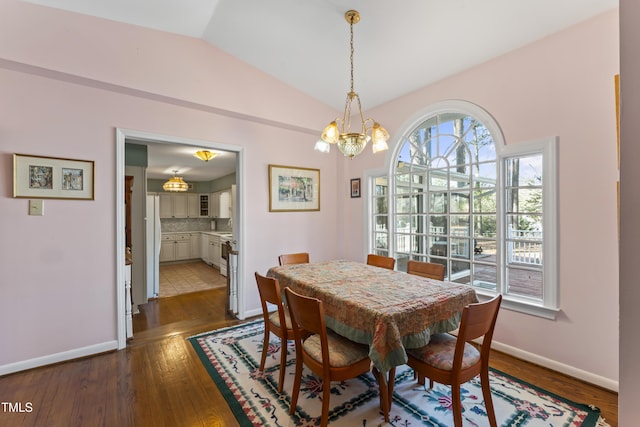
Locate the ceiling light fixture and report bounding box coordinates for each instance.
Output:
[162,170,189,192]
[315,10,390,159]
[193,150,217,162]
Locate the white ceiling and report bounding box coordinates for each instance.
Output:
[26,0,617,180]
[128,140,237,182]
[24,0,617,110]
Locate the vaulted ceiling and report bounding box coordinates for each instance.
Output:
[24,0,617,110]
[24,0,617,181]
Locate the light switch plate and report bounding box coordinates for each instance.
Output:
[29,199,44,216]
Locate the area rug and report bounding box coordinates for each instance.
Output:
[188,320,610,426]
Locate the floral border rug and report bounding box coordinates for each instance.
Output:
[188,320,610,426]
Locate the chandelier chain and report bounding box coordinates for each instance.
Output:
[349,19,355,94]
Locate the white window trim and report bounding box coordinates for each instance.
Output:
[495,137,559,320]
[367,100,559,320]
[364,167,388,261]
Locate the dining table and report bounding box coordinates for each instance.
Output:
[266,259,478,419]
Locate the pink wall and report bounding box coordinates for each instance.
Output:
[0,1,334,132]
[340,11,619,385]
[0,0,620,389]
[0,0,339,369]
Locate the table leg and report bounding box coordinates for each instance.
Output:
[388,367,396,402]
[371,366,396,422]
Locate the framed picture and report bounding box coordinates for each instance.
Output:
[268,164,320,212]
[350,178,361,198]
[13,154,95,200]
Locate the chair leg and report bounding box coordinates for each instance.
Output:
[277,336,287,393]
[414,371,434,389]
[320,379,330,427]
[259,329,269,371]
[451,383,463,427]
[289,357,303,415]
[480,369,497,427]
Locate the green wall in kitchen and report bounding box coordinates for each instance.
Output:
[147,172,236,193]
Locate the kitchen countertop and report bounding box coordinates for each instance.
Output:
[162,231,233,237]
[201,231,233,237]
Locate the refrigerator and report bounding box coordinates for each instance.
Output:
[145,194,161,299]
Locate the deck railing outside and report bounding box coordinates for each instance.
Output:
[508,228,542,265]
[378,224,542,266]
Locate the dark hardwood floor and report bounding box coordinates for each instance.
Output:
[0,288,618,426]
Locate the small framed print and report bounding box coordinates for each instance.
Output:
[13,154,95,200]
[269,164,320,212]
[350,178,361,198]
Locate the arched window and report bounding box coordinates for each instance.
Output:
[369,100,558,318]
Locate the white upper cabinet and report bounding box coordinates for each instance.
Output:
[218,190,231,218]
[159,193,191,218]
[158,189,232,219]
[186,194,200,218]
[210,189,231,218]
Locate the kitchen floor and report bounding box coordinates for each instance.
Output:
[159,261,226,297]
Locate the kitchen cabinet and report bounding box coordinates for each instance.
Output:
[160,233,191,262]
[175,238,190,260]
[211,236,221,268]
[208,237,216,266]
[210,192,220,218]
[159,194,172,218]
[201,234,211,264]
[211,189,231,218]
[198,194,210,217]
[159,193,205,218]
[159,193,188,218]
[189,233,201,258]
[185,193,212,218]
[186,194,200,218]
[200,233,222,269]
[159,235,173,262]
[219,190,231,218]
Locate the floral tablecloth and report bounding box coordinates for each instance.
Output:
[267,259,478,372]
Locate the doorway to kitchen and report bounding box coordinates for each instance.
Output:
[159,261,225,297]
[115,128,244,349]
[142,142,237,303]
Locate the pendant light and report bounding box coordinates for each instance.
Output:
[315,10,390,158]
[163,170,189,192]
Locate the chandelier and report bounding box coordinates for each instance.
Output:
[193,150,217,162]
[163,170,189,192]
[315,10,389,159]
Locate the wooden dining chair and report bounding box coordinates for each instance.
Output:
[406,295,502,427]
[284,287,372,427]
[254,272,295,393]
[406,260,445,281]
[278,252,309,266]
[366,253,396,270]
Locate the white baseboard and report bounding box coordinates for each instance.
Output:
[0,335,618,394]
[0,341,118,376]
[242,308,262,319]
[491,340,619,392]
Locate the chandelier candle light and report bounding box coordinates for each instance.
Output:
[315,10,390,158]
[163,170,189,192]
